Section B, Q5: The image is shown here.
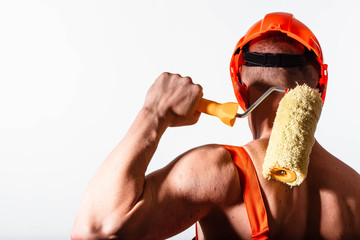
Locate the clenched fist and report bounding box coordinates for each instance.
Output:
[143,72,203,127]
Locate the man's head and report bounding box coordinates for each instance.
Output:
[242,31,320,91]
[230,12,328,111]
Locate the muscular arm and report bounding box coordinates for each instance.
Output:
[71,73,240,239]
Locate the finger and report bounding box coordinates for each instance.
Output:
[192,110,201,124]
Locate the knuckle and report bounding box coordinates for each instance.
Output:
[194,84,203,93]
[184,76,192,83]
[160,72,171,78]
[191,84,203,97]
[157,72,171,83]
[169,73,182,82]
[181,76,192,85]
[172,73,182,81]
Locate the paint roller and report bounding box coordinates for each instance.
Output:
[263,84,322,186]
[197,84,322,186]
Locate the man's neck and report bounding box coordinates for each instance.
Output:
[248,102,278,140]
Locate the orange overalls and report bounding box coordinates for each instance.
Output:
[195,145,269,240]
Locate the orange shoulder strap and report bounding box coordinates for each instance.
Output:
[223,145,270,240]
[194,145,269,240]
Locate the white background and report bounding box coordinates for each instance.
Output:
[1,0,359,239]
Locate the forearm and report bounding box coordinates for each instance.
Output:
[72,107,168,237]
[101,107,167,206]
[72,73,202,239]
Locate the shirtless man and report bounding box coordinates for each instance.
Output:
[71,12,360,239]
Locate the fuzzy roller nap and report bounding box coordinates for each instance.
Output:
[263,84,323,186]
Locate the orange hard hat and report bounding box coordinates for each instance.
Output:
[230,12,328,111]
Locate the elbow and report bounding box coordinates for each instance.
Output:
[71,218,143,240]
[71,189,147,240]
[71,221,119,240]
[71,204,137,240]
[70,227,88,240]
[70,224,97,240]
[70,229,86,240]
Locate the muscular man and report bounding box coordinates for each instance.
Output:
[71,12,360,239]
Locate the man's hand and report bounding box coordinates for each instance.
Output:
[143,72,203,127]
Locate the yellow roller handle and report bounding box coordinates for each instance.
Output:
[197,98,239,127]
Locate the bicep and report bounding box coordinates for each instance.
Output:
[119,145,240,239]
[120,157,210,239]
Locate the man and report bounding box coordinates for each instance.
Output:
[71,12,360,239]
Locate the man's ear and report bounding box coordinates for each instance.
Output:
[318,83,326,99]
[234,80,249,109]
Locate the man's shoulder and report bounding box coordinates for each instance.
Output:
[186,141,267,169]
[187,144,232,159]
[177,144,236,175]
[169,144,242,205]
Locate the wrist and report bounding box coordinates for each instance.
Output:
[138,106,170,140]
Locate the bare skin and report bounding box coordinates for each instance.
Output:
[71,40,360,239]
